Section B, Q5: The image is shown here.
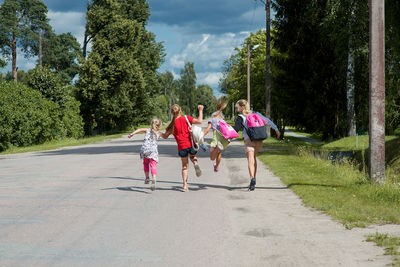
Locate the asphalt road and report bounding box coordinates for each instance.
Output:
[0,127,394,266]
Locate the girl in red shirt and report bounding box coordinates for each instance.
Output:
[162,104,204,191]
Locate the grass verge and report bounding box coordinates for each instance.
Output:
[366,232,400,266]
[258,140,400,229]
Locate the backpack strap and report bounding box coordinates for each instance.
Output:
[239,114,248,130]
[185,115,197,149]
[185,115,192,132]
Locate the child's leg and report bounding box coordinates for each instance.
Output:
[216,150,222,169]
[143,158,150,177]
[210,147,218,160]
[181,157,189,190]
[143,158,150,183]
[149,159,157,178]
[190,154,202,177]
[149,159,157,191]
[190,154,198,165]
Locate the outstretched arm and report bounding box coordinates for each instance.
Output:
[203,123,212,136]
[192,105,204,124]
[256,112,281,139]
[128,128,147,138]
[160,129,172,139]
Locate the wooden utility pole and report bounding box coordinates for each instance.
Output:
[369,0,385,183]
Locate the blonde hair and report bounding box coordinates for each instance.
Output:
[235,99,251,116]
[166,104,181,132]
[151,118,162,136]
[212,97,227,119]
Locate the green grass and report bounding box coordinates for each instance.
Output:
[258,142,400,229]
[0,132,128,155]
[322,135,398,151]
[366,232,400,266]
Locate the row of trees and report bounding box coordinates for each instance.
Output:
[0,0,217,146]
[221,0,400,140]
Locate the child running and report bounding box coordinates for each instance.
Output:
[128,118,162,191]
[203,98,231,172]
[161,104,203,192]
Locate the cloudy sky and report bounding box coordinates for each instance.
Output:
[1,0,267,94]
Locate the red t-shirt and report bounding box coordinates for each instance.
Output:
[173,116,194,151]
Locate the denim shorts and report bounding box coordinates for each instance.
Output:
[178,147,197,158]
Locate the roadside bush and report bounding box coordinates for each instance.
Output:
[0,82,64,150]
[27,67,84,139]
[0,82,83,151]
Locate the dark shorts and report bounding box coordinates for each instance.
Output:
[178,147,197,158]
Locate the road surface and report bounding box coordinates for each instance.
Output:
[0,126,396,266]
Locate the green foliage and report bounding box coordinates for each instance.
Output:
[195,84,217,117]
[366,232,400,265]
[26,66,84,139]
[221,1,400,140]
[78,0,148,134]
[41,32,81,83]
[179,62,197,115]
[0,81,64,150]
[0,0,50,81]
[27,66,64,103]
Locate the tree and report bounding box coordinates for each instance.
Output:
[42,32,81,83]
[195,84,217,117]
[179,62,197,115]
[0,0,49,82]
[78,0,147,134]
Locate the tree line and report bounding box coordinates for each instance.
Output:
[0,0,216,150]
[221,0,400,140]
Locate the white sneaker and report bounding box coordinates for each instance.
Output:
[194,164,202,177]
[151,179,156,191]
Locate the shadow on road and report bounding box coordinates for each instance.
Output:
[35,139,247,159]
[96,176,289,192]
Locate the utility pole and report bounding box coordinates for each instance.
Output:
[247,43,251,107]
[369,0,385,183]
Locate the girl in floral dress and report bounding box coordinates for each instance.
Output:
[128,118,162,191]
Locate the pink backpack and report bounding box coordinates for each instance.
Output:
[240,113,267,141]
[218,120,239,139]
[246,113,267,127]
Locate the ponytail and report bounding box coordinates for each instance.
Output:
[151,118,162,137]
[166,104,181,133]
[212,97,228,118]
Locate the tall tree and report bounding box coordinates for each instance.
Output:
[179,62,197,115]
[78,0,147,134]
[0,0,49,82]
[42,31,81,83]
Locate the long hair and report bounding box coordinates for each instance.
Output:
[212,97,228,118]
[235,99,251,116]
[151,118,162,137]
[166,104,181,133]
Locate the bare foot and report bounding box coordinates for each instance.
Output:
[183,184,188,191]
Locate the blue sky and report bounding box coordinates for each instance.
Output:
[1,0,267,94]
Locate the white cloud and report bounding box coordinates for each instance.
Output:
[197,72,223,87]
[48,10,86,46]
[167,32,244,75]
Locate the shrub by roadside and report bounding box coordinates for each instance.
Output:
[0,81,83,151]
